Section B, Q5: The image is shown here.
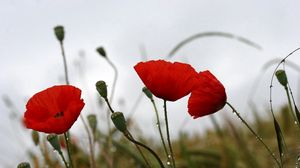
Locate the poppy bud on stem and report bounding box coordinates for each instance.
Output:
[54,26,65,42]
[47,134,61,152]
[31,130,39,146]
[142,87,153,100]
[96,80,108,99]
[275,70,288,87]
[47,134,69,168]
[275,69,298,125]
[17,162,31,168]
[96,47,107,58]
[87,114,97,133]
[96,80,114,113]
[111,112,127,133]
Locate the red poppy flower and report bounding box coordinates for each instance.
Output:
[188,71,226,118]
[134,60,198,101]
[23,85,85,134]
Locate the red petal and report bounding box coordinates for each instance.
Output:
[188,71,226,118]
[23,85,84,134]
[134,60,198,101]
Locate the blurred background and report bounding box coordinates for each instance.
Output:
[1,0,300,167]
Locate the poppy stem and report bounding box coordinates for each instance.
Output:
[226,102,281,168]
[57,34,96,168]
[127,132,152,168]
[150,99,170,165]
[80,115,96,168]
[284,86,298,124]
[104,56,118,168]
[163,100,176,168]
[124,131,165,168]
[105,98,115,113]
[58,150,69,168]
[59,41,70,85]
[64,132,74,168]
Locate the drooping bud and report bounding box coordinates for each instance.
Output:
[96,47,106,58]
[142,87,153,100]
[96,80,108,99]
[47,134,61,152]
[87,114,97,133]
[54,25,65,42]
[17,162,31,168]
[275,70,288,87]
[31,130,39,146]
[111,112,127,133]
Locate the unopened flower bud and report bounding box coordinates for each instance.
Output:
[47,134,61,152]
[111,112,127,133]
[275,70,288,87]
[142,87,153,99]
[54,25,64,42]
[96,47,106,58]
[31,130,39,146]
[17,162,31,168]
[96,80,107,99]
[87,114,97,133]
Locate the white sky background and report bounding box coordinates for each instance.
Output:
[1,0,300,166]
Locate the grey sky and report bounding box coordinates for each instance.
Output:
[1,0,300,166]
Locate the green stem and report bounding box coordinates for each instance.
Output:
[58,150,69,168]
[151,99,170,165]
[105,57,118,168]
[80,115,96,168]
[105,98,115,113]
[124,131,165,168]
[284,86,297,124]
[163,100,176,168]
[64,132,74,168]
[226,102,281,168]
[59,42,69,85]
[127,132,152,168]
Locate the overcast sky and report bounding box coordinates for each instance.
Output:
[1,0,300,166]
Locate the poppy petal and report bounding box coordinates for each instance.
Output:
[188,71,226,118]
[134,60,198,101]
[24,85,85,134]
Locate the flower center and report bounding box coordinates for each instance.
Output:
[54,111,64,118]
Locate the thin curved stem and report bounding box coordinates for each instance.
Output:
[226,102,281,168]
[124,131,165,168]
[59,42,73,168]
[127,132,152,168]
[167,31,261,58]
[64,133,74,168]
[150,99,170,164]
[105,57,118,168]
[59,40,94,168]
[163,100,176,168]
[80,115,96,168]
[284,86,297,123]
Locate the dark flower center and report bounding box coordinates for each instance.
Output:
[54,111,64,118]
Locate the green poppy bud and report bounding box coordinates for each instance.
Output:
[31,130,39,146]
[142,87,153,99]
[96,80,108,99]
[96,47,106,58]
[54,25,64,42]
[111,112,127,133]
[47,134,61,152]
[87,114,97,133]
[275,70,288,87]
[17,162,31,168]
